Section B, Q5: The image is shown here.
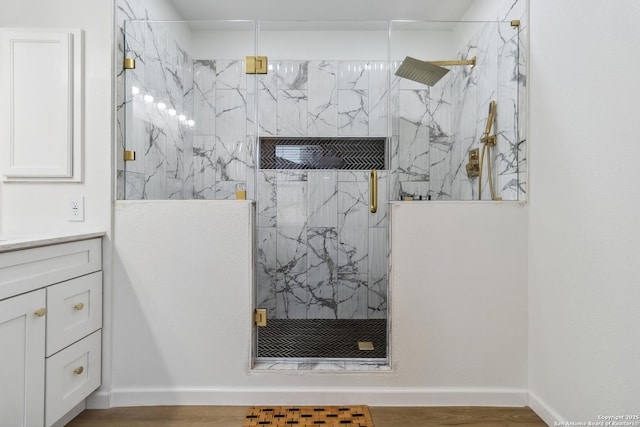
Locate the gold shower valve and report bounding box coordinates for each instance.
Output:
[466,148,480,178]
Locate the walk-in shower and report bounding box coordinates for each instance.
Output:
[117,12,524,368]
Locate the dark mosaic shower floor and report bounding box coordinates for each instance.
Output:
[257,319,387,359]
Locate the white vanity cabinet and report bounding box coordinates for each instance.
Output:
[0,237,103,427]
[0,289,46,427]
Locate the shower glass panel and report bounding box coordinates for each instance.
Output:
[389,21,522,201]
[117,15,524,366]
[121,20,256,200]
[254,21,391,362]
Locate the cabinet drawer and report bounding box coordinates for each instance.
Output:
[46,272,102,356]
[0,238,101,301]
[45,330,101,427]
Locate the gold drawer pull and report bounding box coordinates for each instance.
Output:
[74,366,84,375]
[34,308,47,317]
[74,302,85,311]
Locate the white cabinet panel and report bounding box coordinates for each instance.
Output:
[0,29,83,181]
[0,238,101,301]
[0,290,46,427]
[45,330,101,427]
[46,272,102,357]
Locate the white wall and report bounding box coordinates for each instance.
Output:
[106,200,528,406]
[189,27,455,62]
[0,0,113,235]
[528,0,640,424]
[0,0,115,409]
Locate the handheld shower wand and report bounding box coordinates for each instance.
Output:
[478,101,501,200]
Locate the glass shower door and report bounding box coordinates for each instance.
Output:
[254,21,391,362]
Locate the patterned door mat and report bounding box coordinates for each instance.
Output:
[243,405,374,426]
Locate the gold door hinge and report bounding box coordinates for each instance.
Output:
[254,309,267,327]
[124,58,136,69]
[246,56,268,74]
[124,150,136,161]
[511,20,520,28]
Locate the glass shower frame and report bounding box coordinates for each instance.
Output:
[252,20,392,366]
[118,16,524,368]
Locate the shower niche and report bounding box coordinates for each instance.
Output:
[117,10,525,367]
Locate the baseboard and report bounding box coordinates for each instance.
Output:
[529,391,564,425]
[87,391,111,409]
[108,387,528,408]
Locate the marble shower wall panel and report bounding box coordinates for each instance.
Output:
[367,227,388,319]
[257,227,278,317]
[278,90,308,135]
[257,85,277,136]
[308,61,338,136]
[193,61,216,136]
[275,174,308,318]
[216,86,247,137]
[192,135,216,199]
[308,171,338,228]
[257,171,277,227]
[428,75,453,200]
[337,181,369,319]
[449,56,479,201]
[496,25,520,201]
[517,11,528,200]
[276,224,308,319]
[257,168,387,320]
[338,61,369,136]
[306,227,339,319]
[368,61,389,137]
[215,136,249,182]
[398,89,430,186]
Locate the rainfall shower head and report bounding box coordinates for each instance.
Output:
[395,56,477,87]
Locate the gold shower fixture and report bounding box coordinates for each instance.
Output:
[394,56,476,87]
[478,100,502,201]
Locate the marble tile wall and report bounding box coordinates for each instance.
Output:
[117,0,196,200]
[391,14,525,202]
[256,169,388,320]
[252,60,389,320]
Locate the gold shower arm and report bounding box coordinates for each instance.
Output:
[427,56,476,67]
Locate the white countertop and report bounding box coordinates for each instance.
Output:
[0,231,106,253]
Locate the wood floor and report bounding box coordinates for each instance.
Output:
[66,405,546,426]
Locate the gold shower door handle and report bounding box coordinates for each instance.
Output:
[370,169,378,213]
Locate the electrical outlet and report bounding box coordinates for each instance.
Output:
[68,196,85,221]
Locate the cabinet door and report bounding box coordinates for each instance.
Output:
[0,29,83,182]
[0,290,46,427]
